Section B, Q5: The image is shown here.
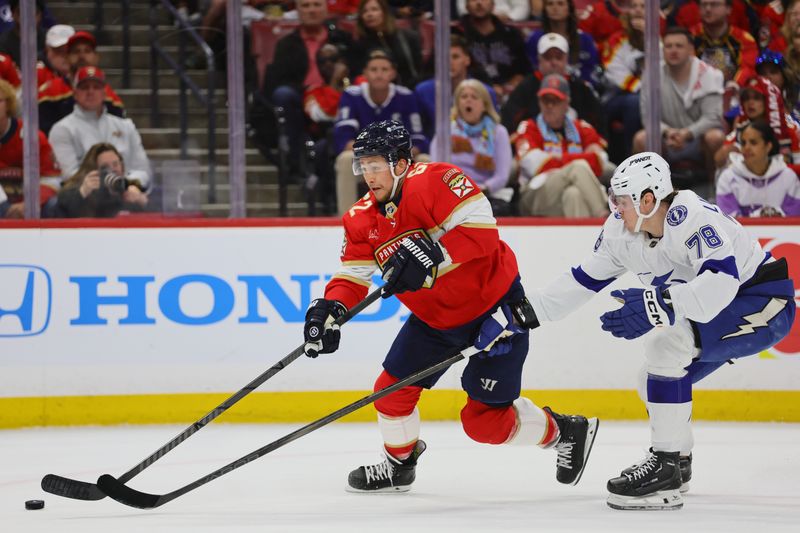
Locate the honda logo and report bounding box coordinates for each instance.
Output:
[0,265,52,337]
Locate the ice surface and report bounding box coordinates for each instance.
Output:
[2,421,799,532]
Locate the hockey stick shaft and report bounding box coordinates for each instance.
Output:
[42,286,384,500]
[98,345,481,509]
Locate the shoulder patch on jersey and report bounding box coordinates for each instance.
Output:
[446,173,474,199]
[666,205,688,227]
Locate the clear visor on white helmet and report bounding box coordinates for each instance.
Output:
[352,156,391,176]
[607,188,636,215]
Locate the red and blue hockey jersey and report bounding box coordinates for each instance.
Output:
[324,161,519,330]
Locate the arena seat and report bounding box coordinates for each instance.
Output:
[251,20,300,90]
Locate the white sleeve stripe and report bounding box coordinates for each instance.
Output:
[438,194,496,234]
[333,264,376,284]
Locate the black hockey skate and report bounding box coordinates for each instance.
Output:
[543,407,599,486]
[607,450,683,510]
[620,450,692,493]
[347,440,426,493]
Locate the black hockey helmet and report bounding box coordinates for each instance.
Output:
[352,119,413,169]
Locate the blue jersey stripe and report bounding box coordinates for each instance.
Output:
[571,266,616,293]
[698,256,740,280]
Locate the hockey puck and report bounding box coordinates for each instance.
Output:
[25,499,45,510]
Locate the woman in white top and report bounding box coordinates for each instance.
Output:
[716,120,800,217]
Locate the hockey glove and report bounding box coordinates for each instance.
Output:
[381,235,444,298]
[303,298,348,358]
[599,288,675,340]
[474,304,526,357]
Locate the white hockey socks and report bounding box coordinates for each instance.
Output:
[506,397,559,447]
[378,408,421,460]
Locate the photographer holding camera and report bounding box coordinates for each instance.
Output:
[55,142,148,218]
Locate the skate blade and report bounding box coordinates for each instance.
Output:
[567,417,599,486]
[345,484,412,494]
[607,489,683,511]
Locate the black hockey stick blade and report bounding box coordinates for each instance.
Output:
[98,345,480,510]
[41,474,106,501]
[97,475,162,509]
[43,286,384,501]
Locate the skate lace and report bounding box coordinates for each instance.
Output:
[554,441,574,469]
[625,453,659,482]
[364,459,394,484]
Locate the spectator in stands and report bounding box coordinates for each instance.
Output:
[786,16,800,69]
[333,48,427,215]
[37,24,73,86]
[303,43,350,215]
[530,0,543,19]
[431,79,514,215]
[0,0,47,66]
[0,79,62,219]
[525,0,601,89]
[601,0,644,163]
[48,67,152,192]
[456,0,531,22]
[456,0,531,100]
[514,73,609,218]
[635,27,725,180]
[414,34,498,138]
[715,76,800,171]
[38,30,126,135]
[0,52,18,87]
[577,0,628,44]
[502,32,602,137]
[55,143,148,218]
[716,120,800,217]
[352,0,423,88]
[263,0,354,181]
[752,50,799,122]
[691,0,757,90]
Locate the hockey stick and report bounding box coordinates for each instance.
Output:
[41,286,384,501]
[97,344,482,509]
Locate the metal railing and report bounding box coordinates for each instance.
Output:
[94,0,131,88]
[148,0,218,203]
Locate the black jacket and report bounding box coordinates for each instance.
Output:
[455,15,530,87]
[263,21,354,96]
[353,28,423,88]
[501,72,603,138]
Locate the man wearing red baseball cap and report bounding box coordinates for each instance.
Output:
[37,30,125,135]
[48,65,151,193]
[513,73,610,218]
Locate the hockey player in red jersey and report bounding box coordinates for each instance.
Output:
[302,120,599,493]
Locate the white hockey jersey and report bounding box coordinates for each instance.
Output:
[530,190,767,324]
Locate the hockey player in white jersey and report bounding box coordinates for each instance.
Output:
[527,152,795,510]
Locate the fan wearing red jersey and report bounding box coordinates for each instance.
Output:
[302,120,599,493]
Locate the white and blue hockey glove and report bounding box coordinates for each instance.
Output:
[474,304,525,357]
[303,299,347,358]
[599,288,675,340]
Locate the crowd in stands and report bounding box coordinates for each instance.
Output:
[247,0,800,218]
[2,0,800,219]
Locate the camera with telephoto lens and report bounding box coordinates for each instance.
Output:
[98,165,128,194]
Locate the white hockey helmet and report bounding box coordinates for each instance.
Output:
[609,152,673,232]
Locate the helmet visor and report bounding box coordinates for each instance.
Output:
[352,156,391,176]
[607,189,635,214]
